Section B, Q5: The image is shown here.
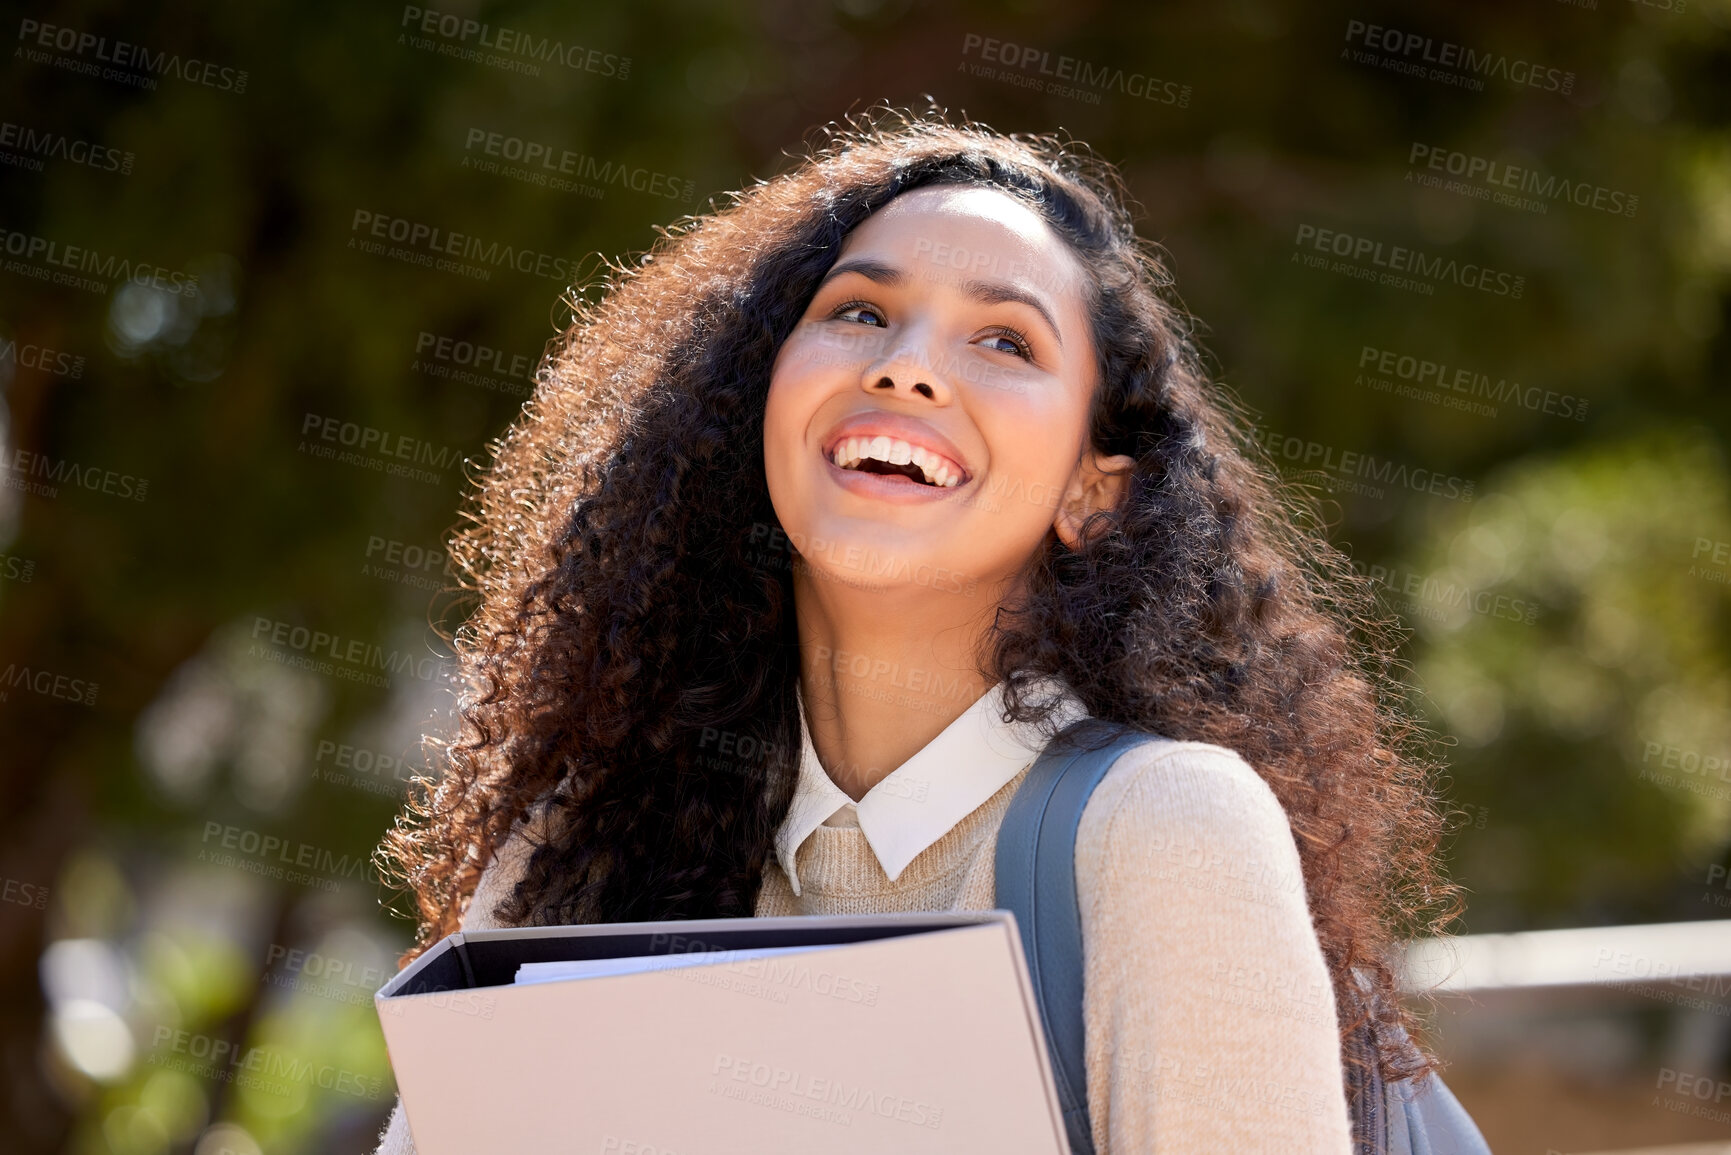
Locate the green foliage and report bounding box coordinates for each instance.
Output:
[1396,427,1731,929]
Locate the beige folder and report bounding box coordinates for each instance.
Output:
[375,910,1072,1154]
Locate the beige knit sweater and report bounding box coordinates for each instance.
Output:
[371,741,1353,1153]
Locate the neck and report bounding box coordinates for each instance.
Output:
[793,567,1015,801]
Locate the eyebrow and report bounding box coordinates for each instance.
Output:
[816,257,1064,351]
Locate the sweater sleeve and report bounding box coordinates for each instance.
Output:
[368,805,549,1155]
[1074,741,1353,1154]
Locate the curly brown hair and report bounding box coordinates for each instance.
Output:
[377,104,1461,1090]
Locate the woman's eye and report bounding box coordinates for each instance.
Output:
[978,327,1034,361]
[831,300,886,327]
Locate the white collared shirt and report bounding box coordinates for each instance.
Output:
[773,675,1090,896]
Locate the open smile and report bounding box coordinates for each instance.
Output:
[827,434,964,487]
[819,414,973,498]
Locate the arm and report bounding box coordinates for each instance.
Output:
[368,802,553,1155]
[1075,741,1353,1154]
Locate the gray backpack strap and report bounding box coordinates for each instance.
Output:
[1349,972,1494,1155]
[994,718,1165,1155]
[1389,1067,1494,1155]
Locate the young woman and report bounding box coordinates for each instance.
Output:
[372,109,1457,1154]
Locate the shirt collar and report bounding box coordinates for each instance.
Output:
[773,674,1090,896]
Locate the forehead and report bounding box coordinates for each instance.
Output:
[839,184,1088,298]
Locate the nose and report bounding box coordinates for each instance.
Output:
[860,327,953,403]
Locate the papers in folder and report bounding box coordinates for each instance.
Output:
[513,943,848,985]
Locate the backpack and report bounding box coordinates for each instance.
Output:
[992,717,1494,1155]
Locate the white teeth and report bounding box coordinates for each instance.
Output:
[830,433,963,487]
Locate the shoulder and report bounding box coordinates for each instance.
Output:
[1085,737,1290,839]
[1075,737,1308,912]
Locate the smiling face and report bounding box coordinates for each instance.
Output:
[764,184,1121,601]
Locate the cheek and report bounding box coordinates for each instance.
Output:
[764,349,804,444]
[762,360,814,501]
[766,331,825,408]
[980,388,1088,492]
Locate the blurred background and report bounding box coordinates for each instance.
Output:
[2,0,1729,1152]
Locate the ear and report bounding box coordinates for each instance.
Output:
[1053,449,1137,551]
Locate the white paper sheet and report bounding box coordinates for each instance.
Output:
[513,942,848,985]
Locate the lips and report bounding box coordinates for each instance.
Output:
[821,416,970,489]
